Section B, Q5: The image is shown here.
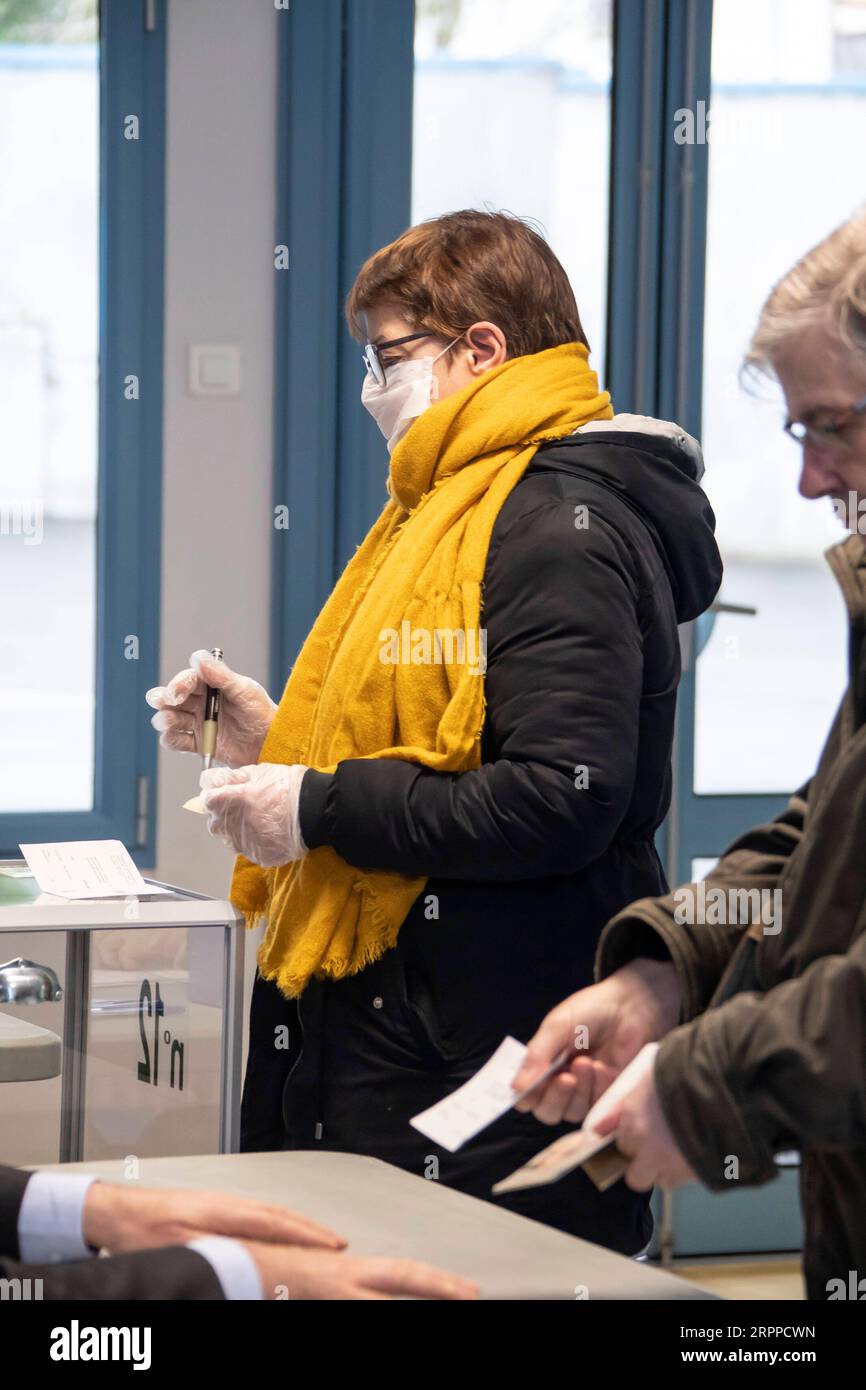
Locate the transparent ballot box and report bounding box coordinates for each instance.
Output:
[0,864,244,1166]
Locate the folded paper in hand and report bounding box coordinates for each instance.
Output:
[410,1037,528,1153]
[409,1036,574,1154]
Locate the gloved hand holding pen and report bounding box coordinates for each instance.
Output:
[199,763,310,867]
[146,650,277,769]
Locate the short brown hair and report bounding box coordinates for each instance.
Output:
[345,208,589,359]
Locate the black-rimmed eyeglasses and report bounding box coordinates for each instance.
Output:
[362,332,434,388]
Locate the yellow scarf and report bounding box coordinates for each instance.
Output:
[230,341,612,997]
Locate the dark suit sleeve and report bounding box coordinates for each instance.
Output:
[299,498,647,880]
[0,1163,34,1258]
[1,1162,224,1299]
[0,1246,225,1300]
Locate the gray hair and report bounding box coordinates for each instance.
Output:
[744,207,866,382]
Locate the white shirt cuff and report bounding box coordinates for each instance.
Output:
[186,1236,264,1300]
[17,1171,99,1264]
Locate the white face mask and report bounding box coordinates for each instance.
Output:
[361,336,463,454]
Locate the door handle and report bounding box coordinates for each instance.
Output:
[709,600,757,617]
[681,600,759,671]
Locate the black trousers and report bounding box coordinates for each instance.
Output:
[240,955,652,1257]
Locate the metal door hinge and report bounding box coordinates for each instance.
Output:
[144,0,157,33]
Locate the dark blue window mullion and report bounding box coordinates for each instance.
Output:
[99,0,166,862]
[656,0,713,437]
[270,0,415,690]
[334,0,416,573]
[270,0,344,694]
[605,0,668,416]
[606,0,670,871]
[656,0,714,887]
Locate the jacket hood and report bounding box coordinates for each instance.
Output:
[536,413,723,623]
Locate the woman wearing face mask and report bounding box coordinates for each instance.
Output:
[147,210,722,1254]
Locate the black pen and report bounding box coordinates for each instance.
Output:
[512,1045,575,1107]
[202,646,223,771]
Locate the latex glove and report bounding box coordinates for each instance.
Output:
[199,763,309,867]
[146,650,277,768]
[592,1042,697,1191]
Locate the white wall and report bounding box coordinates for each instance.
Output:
[151,0,278,900]
[151,0,280,1036]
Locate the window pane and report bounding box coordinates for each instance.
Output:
[0,1,99,812]
[695,0,862,795]
[412,0,612,368]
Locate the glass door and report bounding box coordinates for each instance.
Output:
[677,0,863,882]
[412,0,613,374]
[0,0,166,859]
[664,0,866,1258]
[0,0,100,814]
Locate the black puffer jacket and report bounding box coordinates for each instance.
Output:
[241,418,723,1255]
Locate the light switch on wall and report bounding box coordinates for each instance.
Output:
[188,343,241,396]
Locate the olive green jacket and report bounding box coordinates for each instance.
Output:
[596,533,866,1300]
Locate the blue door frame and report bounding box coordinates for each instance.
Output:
[607,0,799,1256]
[607,0,787,886]
[270,0,414,695]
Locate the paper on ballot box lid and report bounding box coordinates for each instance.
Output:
[18,840,172,900]
[410,1036,529,1153]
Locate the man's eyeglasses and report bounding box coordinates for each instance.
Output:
[784,393,866,455]
[362,332,434,387]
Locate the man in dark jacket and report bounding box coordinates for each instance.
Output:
[513,211,866,1298]
[241,415,722,1253]
[0,1162,227,1299]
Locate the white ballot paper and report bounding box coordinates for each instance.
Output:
[410,1036,530,1153]
[19,840,172,900]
